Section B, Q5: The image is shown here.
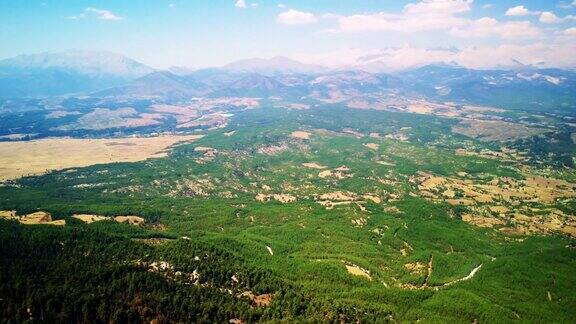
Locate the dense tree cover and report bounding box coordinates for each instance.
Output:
[0,220,335,323]
[0,106,575,322]
[510,130,576,168]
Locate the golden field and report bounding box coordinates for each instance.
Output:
[0,135,202,181]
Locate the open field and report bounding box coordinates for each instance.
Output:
[0,135,202,181]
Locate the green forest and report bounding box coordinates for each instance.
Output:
[1,107,575,323]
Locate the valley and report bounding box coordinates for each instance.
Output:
[2,0,576,321]
[0,49,575,323]
[1,104,575,322]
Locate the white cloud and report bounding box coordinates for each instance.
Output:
[292,42,576,71]
[505,5,531,16]
[403,0,472,15]
[358,45,459,71]
[450,17,541,39]
[277,9,317,25]
[68,8,122,21]
[169,3,175,8]
[327,0,473,33]
[85,7,122,21]
[293,48,381,68]
[565,27,576,36]
[539,11,561,23]
[454,43,576,69]
[278,4,286,9]
[235,0,246,9]
[482,4,493,9]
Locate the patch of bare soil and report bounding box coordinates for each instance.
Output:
[363,194,382,204]
[13,211,65,226]
[400,241,413,256]
[73,213,147,226]
[316,191,372,212]
[0,210,17,219]
[344,262,372,280]
[364,143,379,150]
[237,291,273,307]
[114,216,146,226]
[72,214,111,224]
[318,166,353,179]
[351,217,368,226]
[318,191,357,201]
[404,262,426,276]
[290,131,312,140]
[461,214,505,228]
[255,194,297,203]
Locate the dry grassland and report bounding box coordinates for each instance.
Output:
[345,263,372,280]
[290,131,312,140]
[0,135,202,181]
[414,171,576,236]
[1,211,65,226]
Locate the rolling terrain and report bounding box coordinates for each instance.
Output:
[0,52,575,323]
[1,106,576,322]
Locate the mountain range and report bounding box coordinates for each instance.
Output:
[0,51,574,111]
[0,50,153,97]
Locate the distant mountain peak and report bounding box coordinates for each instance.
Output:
[0,50,154,78]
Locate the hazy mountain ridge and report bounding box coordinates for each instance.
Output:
[1,51,575,112]
[0,50,153,77]
[0,50,154,98]
[94,71,210,99]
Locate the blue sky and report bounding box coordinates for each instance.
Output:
[0,0,575,70]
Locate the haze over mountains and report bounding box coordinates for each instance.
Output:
[0,50,574,111]
[0,50,153,97]
[221,56,326,75]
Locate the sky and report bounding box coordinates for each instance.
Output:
[0,0,575,71]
